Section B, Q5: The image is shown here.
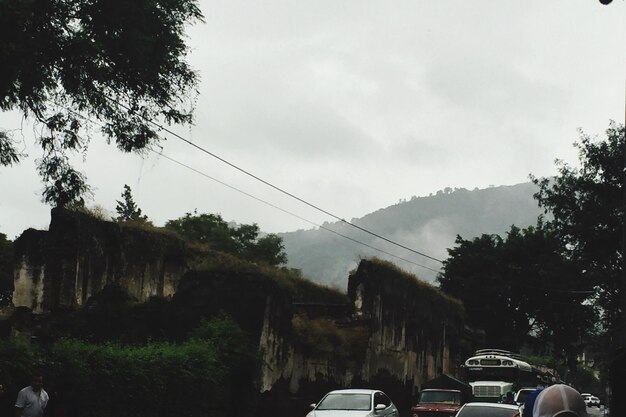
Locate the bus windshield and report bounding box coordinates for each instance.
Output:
[466,367,520,382]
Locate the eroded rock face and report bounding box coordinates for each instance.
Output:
[12,210,466,417]
[12,229,47,313]
[13,209,193,312]
[258,259,465,416]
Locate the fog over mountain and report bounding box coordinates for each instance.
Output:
[280,182,543,289]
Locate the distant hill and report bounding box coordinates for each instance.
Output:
[279,182,543,289]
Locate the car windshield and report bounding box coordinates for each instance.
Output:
[458,406,518,417]
[316,393,372,411]
[419,391,461,404]
[516,390,533,403]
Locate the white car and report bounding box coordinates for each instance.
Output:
[514,388,536,405]
[455,402,521,417]
[306,389,399,417]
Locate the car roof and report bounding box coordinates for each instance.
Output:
[326,389,377,395]
[463,402,520,410]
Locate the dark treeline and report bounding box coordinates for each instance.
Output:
[438,122,624,392]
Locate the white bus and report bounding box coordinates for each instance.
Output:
[462,349,536,403]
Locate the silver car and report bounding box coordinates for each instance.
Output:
[306,389,399,417]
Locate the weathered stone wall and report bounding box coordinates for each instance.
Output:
[349,259,464,391]
[13,208,198,312]
[12,229,47,313]
[12,211,466,416]
[256,258,465,415]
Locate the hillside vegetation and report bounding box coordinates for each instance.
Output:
[280,182,542,288]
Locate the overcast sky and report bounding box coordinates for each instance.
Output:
[1,0,624,245]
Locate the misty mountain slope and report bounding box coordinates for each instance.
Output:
[279,182,543,289]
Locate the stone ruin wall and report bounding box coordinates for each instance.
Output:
[12,210,465,415]
[12,208,196,312]
[256,259,464,415]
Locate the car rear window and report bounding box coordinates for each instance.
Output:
[316,394,371,411]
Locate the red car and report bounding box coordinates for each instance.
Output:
[411,389,463,417]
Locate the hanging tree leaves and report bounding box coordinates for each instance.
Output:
[0,0,204,207]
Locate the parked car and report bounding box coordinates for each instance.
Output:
[306,389,399,417]
[455,402,521,417]
[514,388,536,405]
[584,395,600,407]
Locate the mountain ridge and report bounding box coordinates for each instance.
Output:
[279,182,543,289]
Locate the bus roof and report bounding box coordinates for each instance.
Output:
[474,349,523,360]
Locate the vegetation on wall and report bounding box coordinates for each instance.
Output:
[291,315,367,364]
[359,258,465,336]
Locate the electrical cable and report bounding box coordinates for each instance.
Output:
[152,148,442,273]
[62,107,441,273]
[103,94,444,263]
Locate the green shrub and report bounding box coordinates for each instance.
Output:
[0,318,258,417]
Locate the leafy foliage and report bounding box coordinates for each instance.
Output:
[115,184,148,222]
[531,121,624,340]
[438,223,596,366]
[166,212,288,266]
[0,319,256,417]
[439,122,623,369]
[0,0,203,207]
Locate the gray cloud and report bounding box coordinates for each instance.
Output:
[1,0,624,242]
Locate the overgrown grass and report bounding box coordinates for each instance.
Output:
[66,207,345,304]
[354,257,465,340]
[291,314,368,364]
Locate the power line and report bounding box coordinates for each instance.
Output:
[152,148,442,274]
[104,95,444,263]
[63,103,442,273]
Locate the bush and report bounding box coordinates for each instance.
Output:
[0,318,259,417]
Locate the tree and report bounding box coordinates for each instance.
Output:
[531,121,623,340]
[246,233,288,267]
[438,222,595,365]
[115,184,148,222]
[0,0,203,207]
[165,212,288,266]
[165,212,236,253]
